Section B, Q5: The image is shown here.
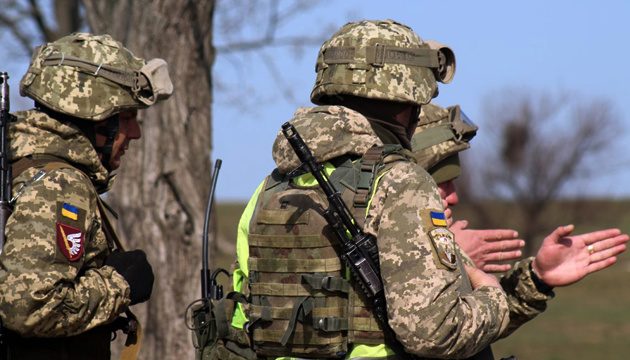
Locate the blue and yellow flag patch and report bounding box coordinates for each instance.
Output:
[430,211,447,227]
[61,203,79,221]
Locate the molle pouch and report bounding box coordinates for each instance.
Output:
[187,298,229,360]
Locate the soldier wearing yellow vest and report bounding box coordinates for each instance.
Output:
[222,20,628,360]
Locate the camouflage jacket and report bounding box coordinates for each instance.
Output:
[0,109,130,339]
[265,105,552,358]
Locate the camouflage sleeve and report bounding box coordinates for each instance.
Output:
[0,167,130,337]
[497,256,554,338]
[365,162,510,358]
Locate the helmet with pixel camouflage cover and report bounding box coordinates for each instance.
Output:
[311,19,455,107]
[411,102,478,183]
[20,32,173,121]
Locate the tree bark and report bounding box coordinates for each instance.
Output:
[82,1,215,359]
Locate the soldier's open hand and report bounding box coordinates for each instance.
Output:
[531,225,628,287]
[451,220,525,273]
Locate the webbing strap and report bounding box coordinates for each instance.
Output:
[302,273,349,293]
[322,45,440,69]
[43,54,150,92]
[280,296,313,346]
[366,45,440,68]
[249,257,342,273]
[313,316,349,332]
[353,146,384,207]
[223,340,257,360]
[212,297,230,340]
[349,317,381,332]
[250,283,330,297]
[249,304,345,320]
[253,329,344,345]
[249,233,328,248]
[119,311,142,360]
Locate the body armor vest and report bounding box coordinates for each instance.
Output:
[243,146,412,358]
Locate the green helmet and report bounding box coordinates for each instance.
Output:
[411,102,478,183]
[311,19,455,107]
[20,32,173,121]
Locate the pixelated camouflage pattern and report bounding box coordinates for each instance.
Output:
[20,32,148,121]
[412,102,473,171]
[0,110,129,339]
[498,257,554,339]
[311,19,438,107]
[267,106,520,358]
[272,106,383,174]
[8,110,110,189]
[363,160,511,358]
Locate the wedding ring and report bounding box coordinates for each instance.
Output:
[587,245,594,255]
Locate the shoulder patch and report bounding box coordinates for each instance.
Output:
[420,208,448,231]
[56,222,84,261]
[56,201,87,226]
[428,228,457,270]
[429,211,447,227]
[61,202,79,220]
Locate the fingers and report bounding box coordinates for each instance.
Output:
[588,234,628,263]
[582,228,624,246]
[586,255,618,274]
[483,230,521,243]
[450,220,468,231]
[484,249,523,263]
[465,265,501,289]
[547,224,575,242]
[481,263,512,273]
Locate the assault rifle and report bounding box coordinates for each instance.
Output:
[0,72,14,256]
[186,159,229,360]
[0,72,16,360]
[281,122,411,356]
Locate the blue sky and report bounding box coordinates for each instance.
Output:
[4,1,629,202]
[212,0,630,201]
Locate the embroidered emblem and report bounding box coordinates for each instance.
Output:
[429,228,457,269]
[430,211,447,227]
[56,223,84,261]
[61,203,79,221]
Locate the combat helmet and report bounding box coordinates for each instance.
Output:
[311,19,456,107]
[411,102,477,183]
[20,32,173,121]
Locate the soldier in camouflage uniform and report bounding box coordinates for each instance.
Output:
[226,20,628,360]
[0,33,173,359]
[413,102,629,277]
[412,102,526,273]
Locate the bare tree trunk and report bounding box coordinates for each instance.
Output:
[82,1,215,359]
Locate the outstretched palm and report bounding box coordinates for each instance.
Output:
[532,225,628,287]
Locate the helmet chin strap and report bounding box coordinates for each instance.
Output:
[94,115,120,172]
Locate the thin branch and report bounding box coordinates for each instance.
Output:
[27,0,55,41]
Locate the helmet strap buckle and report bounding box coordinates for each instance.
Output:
[373,43,386,67]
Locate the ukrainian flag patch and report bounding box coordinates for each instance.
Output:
[61,203,79,221]
[430,211,447,227]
